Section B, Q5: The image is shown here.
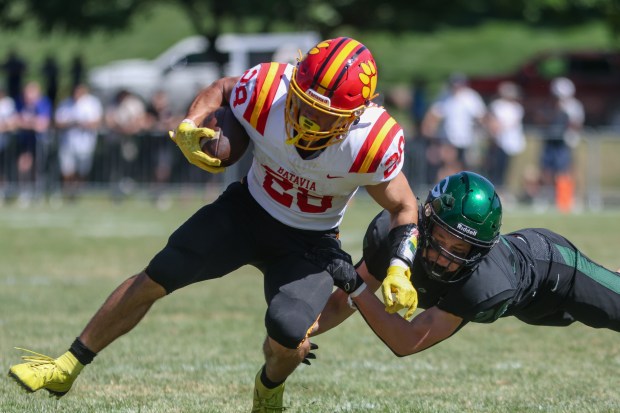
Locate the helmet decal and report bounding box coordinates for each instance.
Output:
[431,177,449,198]
[430,176,454,215]
[305,88,331,106]
[456,222,477,237]
[359,61,377,100]
[308,41,330,55]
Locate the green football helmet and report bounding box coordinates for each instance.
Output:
[420,171,502,283]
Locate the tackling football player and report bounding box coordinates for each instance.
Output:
[311,171,620,357]
[8,37,419,412]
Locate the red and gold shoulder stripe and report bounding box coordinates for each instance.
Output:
[349,111,400,174]
[242,62,287,134]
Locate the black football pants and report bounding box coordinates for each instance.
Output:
[146,180,339,348]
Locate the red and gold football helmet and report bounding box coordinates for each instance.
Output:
[285,37,378,150]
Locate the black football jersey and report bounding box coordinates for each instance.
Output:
[363,211,558,324]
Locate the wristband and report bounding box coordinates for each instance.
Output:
[347,282,367,310]
[180,119,197,127]
[349,282,367,298]
[389,257,409,269]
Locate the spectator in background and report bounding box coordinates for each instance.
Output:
[144,90,180,208]
[410,76,428,137]
[0,87,18,203]
[485,81,526,198]
[41,55,60,109]
[70,54,85,89]
[2,49,27,103]
[104,89,146,201]
[407,76,432,186]
[539,77,584,212]
[54,84,103,201]
[15,81,52,206]
[421,73,487,182]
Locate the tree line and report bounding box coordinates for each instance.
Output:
[1,0,619,47]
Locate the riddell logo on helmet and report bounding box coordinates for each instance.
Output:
[457,223,477,236]
[306,88,331,106]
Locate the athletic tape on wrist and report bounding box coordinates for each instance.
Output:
[350,282,367,298]
[388,223,419,267]
[346,282,367,310]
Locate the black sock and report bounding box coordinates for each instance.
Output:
[260,365,284,389]
[68,337,97,365]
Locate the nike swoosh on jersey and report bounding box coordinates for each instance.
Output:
[326,174,344,179]
[551,273,561,292]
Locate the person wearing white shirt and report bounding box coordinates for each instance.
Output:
[54,84,103,200]
[0,88,17,201]
[485,81,526,191]
[422,73,487,180]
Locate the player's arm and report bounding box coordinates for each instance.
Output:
[169,76,240,173]
[365,172,420,319]
[183,76,239,125]
[365,172,417,227]
[312,261,381,336]
[353,290,464,356]
[307,246,463,356]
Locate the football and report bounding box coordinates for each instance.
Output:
[200,106,251,167]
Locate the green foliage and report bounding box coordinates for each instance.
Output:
[0,4,611,101]
[0,0,151,34]
[352,20,609,89]
[0,0,618,42]
[1,196,619,412]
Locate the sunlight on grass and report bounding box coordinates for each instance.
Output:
[1,197,619,412]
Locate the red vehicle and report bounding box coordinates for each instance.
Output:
[467,50,620,127]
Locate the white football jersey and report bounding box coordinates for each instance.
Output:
[229,63,405,230]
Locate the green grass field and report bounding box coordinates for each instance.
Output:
[1,195,619,412]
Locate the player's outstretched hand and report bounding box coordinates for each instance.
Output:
[382,265,418,320]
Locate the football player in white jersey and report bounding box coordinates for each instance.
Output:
[9,37,420,412]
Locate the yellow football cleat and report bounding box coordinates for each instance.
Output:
[8,348,84,398]
[251,369,286,412]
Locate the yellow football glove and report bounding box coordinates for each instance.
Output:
[381,265,418,320]
[169,120,226,174]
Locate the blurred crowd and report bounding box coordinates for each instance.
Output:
[0,49,229,209]
[401,72,584,212]
[1,48,585,212]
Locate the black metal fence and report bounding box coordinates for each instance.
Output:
[1,126,619,209]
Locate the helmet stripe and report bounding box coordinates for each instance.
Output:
[314,38,362,97]
[329,44,367,98]
[312,37,348,91]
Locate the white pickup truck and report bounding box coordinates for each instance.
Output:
[88,31,320,111]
